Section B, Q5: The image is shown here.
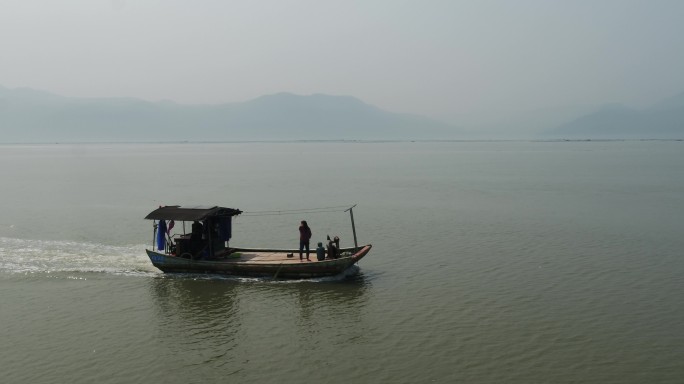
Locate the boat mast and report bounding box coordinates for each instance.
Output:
[345,204,358,249]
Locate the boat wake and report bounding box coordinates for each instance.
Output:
[0,237,158,277]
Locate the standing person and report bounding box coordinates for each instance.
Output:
[190,220,204,254]
[299,220,312,261]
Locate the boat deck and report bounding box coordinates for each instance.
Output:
[221,251,319,264]
[198,246,360,264]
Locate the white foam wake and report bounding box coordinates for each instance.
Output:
[0,237,158,276]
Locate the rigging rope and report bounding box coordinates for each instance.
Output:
[241,205,353,217]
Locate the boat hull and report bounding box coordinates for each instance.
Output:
[145,245,372,279]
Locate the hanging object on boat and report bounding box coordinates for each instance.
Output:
[156,219,167,250]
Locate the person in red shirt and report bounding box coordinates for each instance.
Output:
[299,220,312,261]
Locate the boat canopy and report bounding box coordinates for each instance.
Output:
[144,205,243,221]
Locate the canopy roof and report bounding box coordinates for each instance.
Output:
[145,205,242,221]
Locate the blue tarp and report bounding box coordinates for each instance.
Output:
[157,220,167,250]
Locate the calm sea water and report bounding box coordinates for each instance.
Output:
[1,141,683,383]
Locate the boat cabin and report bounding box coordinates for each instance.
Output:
[145,205,242,259]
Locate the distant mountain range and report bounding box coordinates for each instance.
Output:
[547,92,684,139]
[0,86,458,142]
[2,85,683,141]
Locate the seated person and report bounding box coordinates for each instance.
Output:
[191,221,203,241]
[190,221,205,256]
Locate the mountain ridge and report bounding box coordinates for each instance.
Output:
[547,92,684,139]
[0,86,458,142]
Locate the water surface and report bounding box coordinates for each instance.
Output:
[1,141,683,383]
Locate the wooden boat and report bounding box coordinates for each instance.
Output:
[144,205,371,278]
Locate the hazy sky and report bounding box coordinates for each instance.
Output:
[2,0,683,122]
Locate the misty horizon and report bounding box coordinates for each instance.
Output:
[2,1,684,141]
[2,1,684,128]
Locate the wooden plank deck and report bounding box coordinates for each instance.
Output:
[217,251,320,264]
[233,252,314,264]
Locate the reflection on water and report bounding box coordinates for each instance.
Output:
[146,271,372,375]
[148,272,371,323]
[148,276,242,369]
[292,272,371,320]
[149,275,241,318]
